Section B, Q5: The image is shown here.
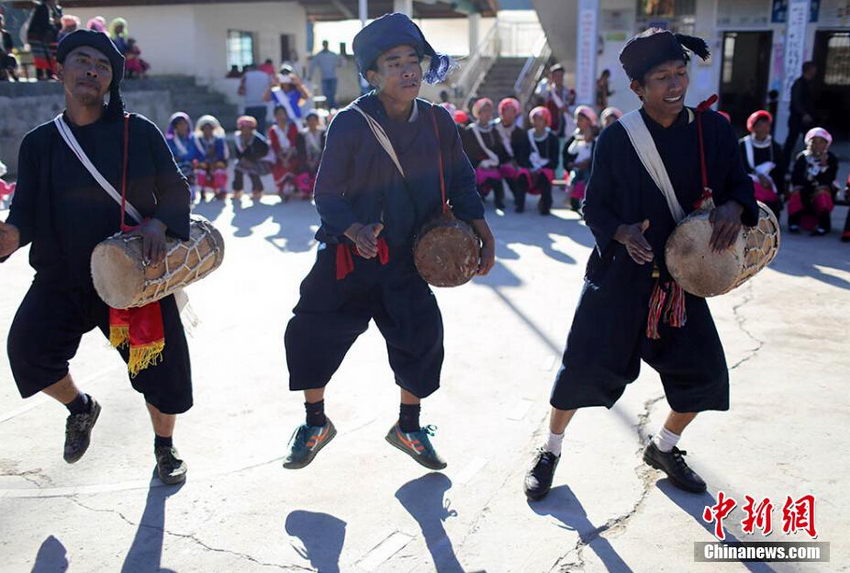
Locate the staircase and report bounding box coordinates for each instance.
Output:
[122,75,239,131]
[472,57,528,102]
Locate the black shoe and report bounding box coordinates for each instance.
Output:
[524,448,560,501]
[155,446,188,485]
[643,442,706,493]
[63,397,101,463]
[811,227,828,236]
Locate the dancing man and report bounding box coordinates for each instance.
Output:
[282,13,495,471]
[0,30,193,484]
[523,29,758,500]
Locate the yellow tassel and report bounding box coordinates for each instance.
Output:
[109,325,129,349]
[127,341,165,378]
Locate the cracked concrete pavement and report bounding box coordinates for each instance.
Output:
[1,192,848,572]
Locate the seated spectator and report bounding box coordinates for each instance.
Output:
[268,104,300,200]
[233,115,272,201]
[788,127,838,236]
[259,58,276,76]
[124,37,149,79]
[842,174,850,243]
[165,112,197,199]
[461,98,508,210]
[0,159,15,208]
[562,105,599,212]
[192,115,230,201]
[522,106,559,215]
[739,110,784,218]
[293,110,325,199]
[57,14,80,43]
[226,65,242,78]
[86,16,107,33]
[108,17,129,55]
[0,14,18,81]
[600,107,623,129]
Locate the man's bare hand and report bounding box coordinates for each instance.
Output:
[345,222,384,259]
[140,218,168,265]
[709,201,743,253]
[0,221,20,258]
[615,219,653,264]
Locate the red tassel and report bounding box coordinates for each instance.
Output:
[377,238,389,265]
[663,282,687,328]
[646,280,667,340]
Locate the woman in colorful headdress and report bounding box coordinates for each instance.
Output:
[461,97,509,209]
[520,106,559,215]
[788,127,838,235]
[493,97,533,212]
[562,105,600,212]
[192,115,230,200]
[165,112,198,201]
[738,110,784,218]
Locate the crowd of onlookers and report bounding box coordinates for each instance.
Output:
[0,3,149,82]
[444,60,849,242]
[164,106,326,204]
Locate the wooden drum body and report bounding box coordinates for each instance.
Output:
[413,214,481,288]
[91,217,225,308]
[665,201,780,298]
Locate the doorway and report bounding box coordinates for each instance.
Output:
[719,31,773,131]
[813,30,850,139]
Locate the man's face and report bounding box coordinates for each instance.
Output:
[632,59,689,117]
[551,70,564,86]
[57,46,113,106]
[367,44,422,102]
[500,106,517,126]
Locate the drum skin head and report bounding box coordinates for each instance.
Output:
[414,216,481,288]
[91,238,147,308]
[665,211,744,297]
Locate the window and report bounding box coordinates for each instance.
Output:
[227,30,255,70]
[824,33,850,86]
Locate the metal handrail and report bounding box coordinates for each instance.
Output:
[513,35,551,109]
[452,23,500,100]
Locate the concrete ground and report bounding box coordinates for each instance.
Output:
[0,186,848,573]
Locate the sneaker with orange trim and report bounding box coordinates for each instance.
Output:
[385,423,447,470]
[282,419,337,469]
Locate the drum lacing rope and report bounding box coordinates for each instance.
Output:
[646,95,717,340]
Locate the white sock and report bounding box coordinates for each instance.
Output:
[544,431,564,456]
[653,427,681,453]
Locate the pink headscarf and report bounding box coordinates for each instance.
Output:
[529,106,552,127]
[746,110,772,133]
[237,115,258,129]
[498,97,521,116]
[600,107,623,124]
[573,105,598,126]
[472,97,494,119]
[805,127,832,147]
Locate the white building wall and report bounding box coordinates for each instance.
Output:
[69,5,197,76]
[67,2,307,81]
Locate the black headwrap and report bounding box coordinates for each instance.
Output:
[619,28,710,82]
[57,29,125,120]
[353,12,452,85]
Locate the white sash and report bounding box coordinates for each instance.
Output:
[495,122,514,158]
[53,114,144,224]
[471,124,500,168]
[618,110,686,223]
[527,129,550,170]
[350,103,405,177]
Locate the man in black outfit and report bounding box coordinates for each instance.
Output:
[0,30,193,485]
[782,61,818,169]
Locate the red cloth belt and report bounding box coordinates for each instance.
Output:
[335,238,390,280]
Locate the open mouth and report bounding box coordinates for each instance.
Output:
[664,95,683,103]
[77,80,99,90]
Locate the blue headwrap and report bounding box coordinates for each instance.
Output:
[353,13,451,85]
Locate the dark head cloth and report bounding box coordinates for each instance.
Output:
[619,28,710,81]
[353,12,451,85]
[57,29,125,119]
